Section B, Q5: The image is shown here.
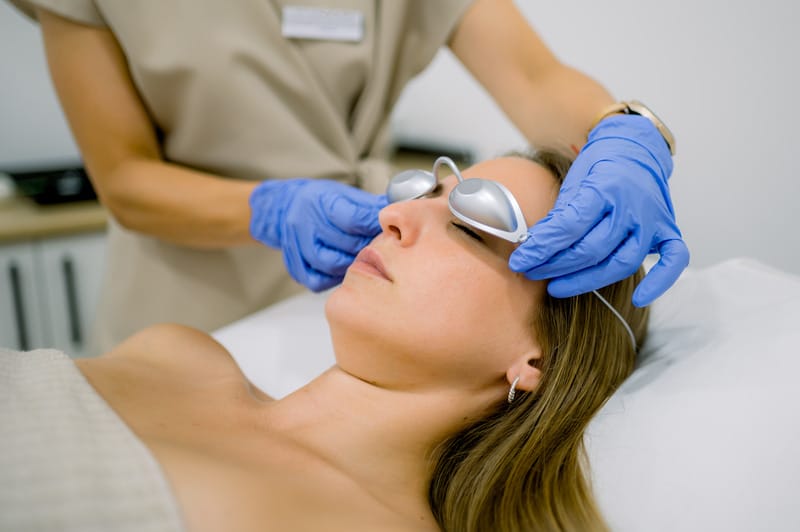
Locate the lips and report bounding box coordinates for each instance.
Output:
[353,247,393,281]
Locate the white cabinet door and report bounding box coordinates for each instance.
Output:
[37,232,106,357]
[0,241,50,351]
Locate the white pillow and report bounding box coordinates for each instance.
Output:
[213,257,800,531]
[586,258,800,532]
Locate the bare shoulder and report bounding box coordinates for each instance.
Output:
[105,323,222,356]
[101,323,244,380]
[76,323,274,412]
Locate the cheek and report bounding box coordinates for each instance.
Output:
[395,260,536,361]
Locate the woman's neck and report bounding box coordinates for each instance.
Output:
[255,365,493,519]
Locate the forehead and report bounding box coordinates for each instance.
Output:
[440,156,560,224]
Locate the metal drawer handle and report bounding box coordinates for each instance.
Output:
[8,262,30,351]
[61,257,83,347]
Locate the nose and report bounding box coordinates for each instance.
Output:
[378,199,426,246]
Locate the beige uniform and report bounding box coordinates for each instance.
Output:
[13,0,473,353]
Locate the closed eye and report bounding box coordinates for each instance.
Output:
[452,222,484,242]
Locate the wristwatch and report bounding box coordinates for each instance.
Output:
[589,100,676,155]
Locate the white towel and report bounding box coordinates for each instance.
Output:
[0,348,185,532]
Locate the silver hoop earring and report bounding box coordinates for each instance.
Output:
[507,375,520,404]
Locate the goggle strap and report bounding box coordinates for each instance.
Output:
[592,289,637,351]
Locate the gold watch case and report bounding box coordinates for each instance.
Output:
[591,100,676,155]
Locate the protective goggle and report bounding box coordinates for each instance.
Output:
[385,155,637,351]
[386,156,530,244]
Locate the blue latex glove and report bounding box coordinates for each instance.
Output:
[509,114,689,307]
[249,178,387,291]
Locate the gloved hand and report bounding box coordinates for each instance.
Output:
[249,178,387,291]
[509,114,689,307]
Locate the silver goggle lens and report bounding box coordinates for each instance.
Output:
[385,169,436,204]
[448,178,519,233]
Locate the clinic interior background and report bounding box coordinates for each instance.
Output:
[2,0,798,276]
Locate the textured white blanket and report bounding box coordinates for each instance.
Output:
[0,348,184,532]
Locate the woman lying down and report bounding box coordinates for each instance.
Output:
[0,150,648,532]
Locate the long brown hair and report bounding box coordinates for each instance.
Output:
[428,149,650,531]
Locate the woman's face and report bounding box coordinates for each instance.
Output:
[325,156,560,395]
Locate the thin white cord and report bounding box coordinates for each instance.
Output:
[592,290,637,351]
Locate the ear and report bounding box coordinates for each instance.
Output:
[506,348,543,393]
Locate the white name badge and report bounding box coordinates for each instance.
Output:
[281,6,364,42]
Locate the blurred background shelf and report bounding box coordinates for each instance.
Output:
[0,196,107,243]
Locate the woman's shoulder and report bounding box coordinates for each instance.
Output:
[95,323,261,392]
[106,322,229,361]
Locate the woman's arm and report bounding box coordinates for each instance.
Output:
[448,0,615,152]
[449,0,688,306]
[38,9,258,249]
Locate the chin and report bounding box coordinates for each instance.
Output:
[326,285,403,360]
[325,287,383,378]
[325,272,385,330]
[324,284,348,323]
[324,285,372,345]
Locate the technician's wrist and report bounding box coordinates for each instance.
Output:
[589,100,675,156]
[588,114,674,180]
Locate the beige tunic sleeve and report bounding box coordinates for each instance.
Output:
[8,0,105,26]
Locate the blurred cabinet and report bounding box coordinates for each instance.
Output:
[0,231,106,357]
[0,241,49,351]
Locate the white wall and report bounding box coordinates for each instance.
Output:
[2,1,798,274]
[0,3,80,170]
[392,0,800,275]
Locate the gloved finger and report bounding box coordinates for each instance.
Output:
[545,232,648,298]
[304,271,342,292]
[509,186,607,272]
[324,189,387,236]
[282,232,342,291]
[631,238,690,307]
[301,240,358,278]
[306,221,375,258]
[515,212,631,280]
